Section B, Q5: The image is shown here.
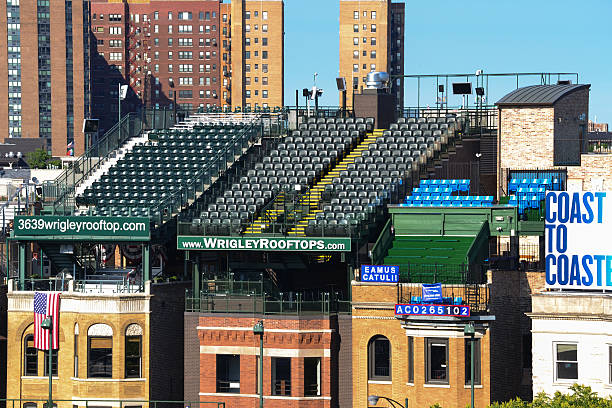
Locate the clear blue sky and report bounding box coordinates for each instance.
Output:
[284,0,612,124]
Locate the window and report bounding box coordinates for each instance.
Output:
[245,64,251,73]
[125,335,141,378]
[109,13,122,21]
[154,24,159,33]
[262,90,268,99]
[96,39,104,45]
[109,26,122,35]
[245,77,251,85]
[272,357,291,396]
[168,11,172,20]
[74,330,79,377]
[408,336,414,383]
[465,338,481,385]
[154,11,158,20]
[262,64,268,73]
[262,77,268,85]
[245,11,250,19]
[179,77,193,85]
[246,24,250,32]
[178,25,192,33]
[609,346,612,384]
[262,51,268,59]
[168,64,173,72]
[153,38,159,46]
[245,38,251,46]
[178,65,193,73]
[262,24,268,32]
[363,50,367,57]
[371,11,377,19]
[205,11,210,20]
[354,11,359,19]
[179,89,193,98]
[353,77,359,90]
[245,51,251,59]
[223,14,227,22]
[178,51,192,59]
[178,38,192,46]
[353,50,359,59]
[353,64,358,73]
[44,348,58,376]
[370,64,376,71]
[88,337,112,378]
[178,11,192,20]
[24,335,37,376]
[109,52,122,61]
[555,343,578,380]
[368,336,391,380]
[262,38,268,46]
[109,40,122,47]
[245,90,251,98]
[370,50,376,58]
[353,24,358,33]
[426,338,448,384]
[371,37,376,45]
[263,11,268,20]
[216,355,240,393]
[168,25,173,34]
[353,37,359,46]
[371,24,376,32]
[304,357,320,396]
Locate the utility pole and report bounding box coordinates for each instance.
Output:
[253,320,264,408]
[41,317,53,408]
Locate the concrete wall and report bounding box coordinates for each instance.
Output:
[530,293,612,398]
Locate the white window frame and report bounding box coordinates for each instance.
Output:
[554,342,578,382]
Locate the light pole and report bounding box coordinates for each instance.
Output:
[464,323,476,408]
[169,78,177,125]
[368,395,407,408]
[253,320,264,408]
[41,317,53,408]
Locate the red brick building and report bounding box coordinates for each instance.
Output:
[194,315,341,408]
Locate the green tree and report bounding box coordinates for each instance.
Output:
[488,385,612,408]
[25,148,59,169]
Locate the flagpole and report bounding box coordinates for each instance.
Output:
[41,317,53,408]
[118,82,121,143]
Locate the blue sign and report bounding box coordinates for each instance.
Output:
[361,265,399,283]
[422,283,443,302]
[395,304,470,317]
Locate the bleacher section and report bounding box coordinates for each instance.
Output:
[506,178,557,214]
[292,115,464,237]
[194,117,373,235]
[78,121,259,219]
[404,179,494,208]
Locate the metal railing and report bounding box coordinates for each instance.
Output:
[0,399,225,408]
[586,138,612,154]
[12,277,145,293]
[398,282,490,314]
[185,291,351,315]
[43,112,144,214]
[489,242,544,271]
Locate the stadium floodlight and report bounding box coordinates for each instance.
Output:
[475,87,485,96]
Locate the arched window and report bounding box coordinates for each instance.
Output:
[368,335,391,380]
[24,334,37,376]
[87,323,113,378]
[125,324,142,378]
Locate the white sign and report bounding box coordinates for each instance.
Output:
[545,191,612,290]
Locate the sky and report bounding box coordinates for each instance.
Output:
[284,0,612,125]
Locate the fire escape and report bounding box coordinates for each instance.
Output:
[126,9,152,109]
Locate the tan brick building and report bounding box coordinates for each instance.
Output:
[0,0,90,156]
[352,282,493,408]
[6,280,187,406]
[224,0,284,110]
[339,0,404,109]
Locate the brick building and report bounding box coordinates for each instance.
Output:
[190,314,345,408]
[588,119,608,133]
[496,84,598,195]
[338,0,404,109]
[91,0,284,132]
[6,280,187,405]
[0,0,91,156]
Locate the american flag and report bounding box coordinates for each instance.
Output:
[34,292,60,350]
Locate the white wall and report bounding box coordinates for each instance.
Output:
[532,318,612,397]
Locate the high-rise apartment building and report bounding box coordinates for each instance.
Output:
[223,0,284,109]
[339,0,404,109]
[91,0,284,131]
[0,0,91,156]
